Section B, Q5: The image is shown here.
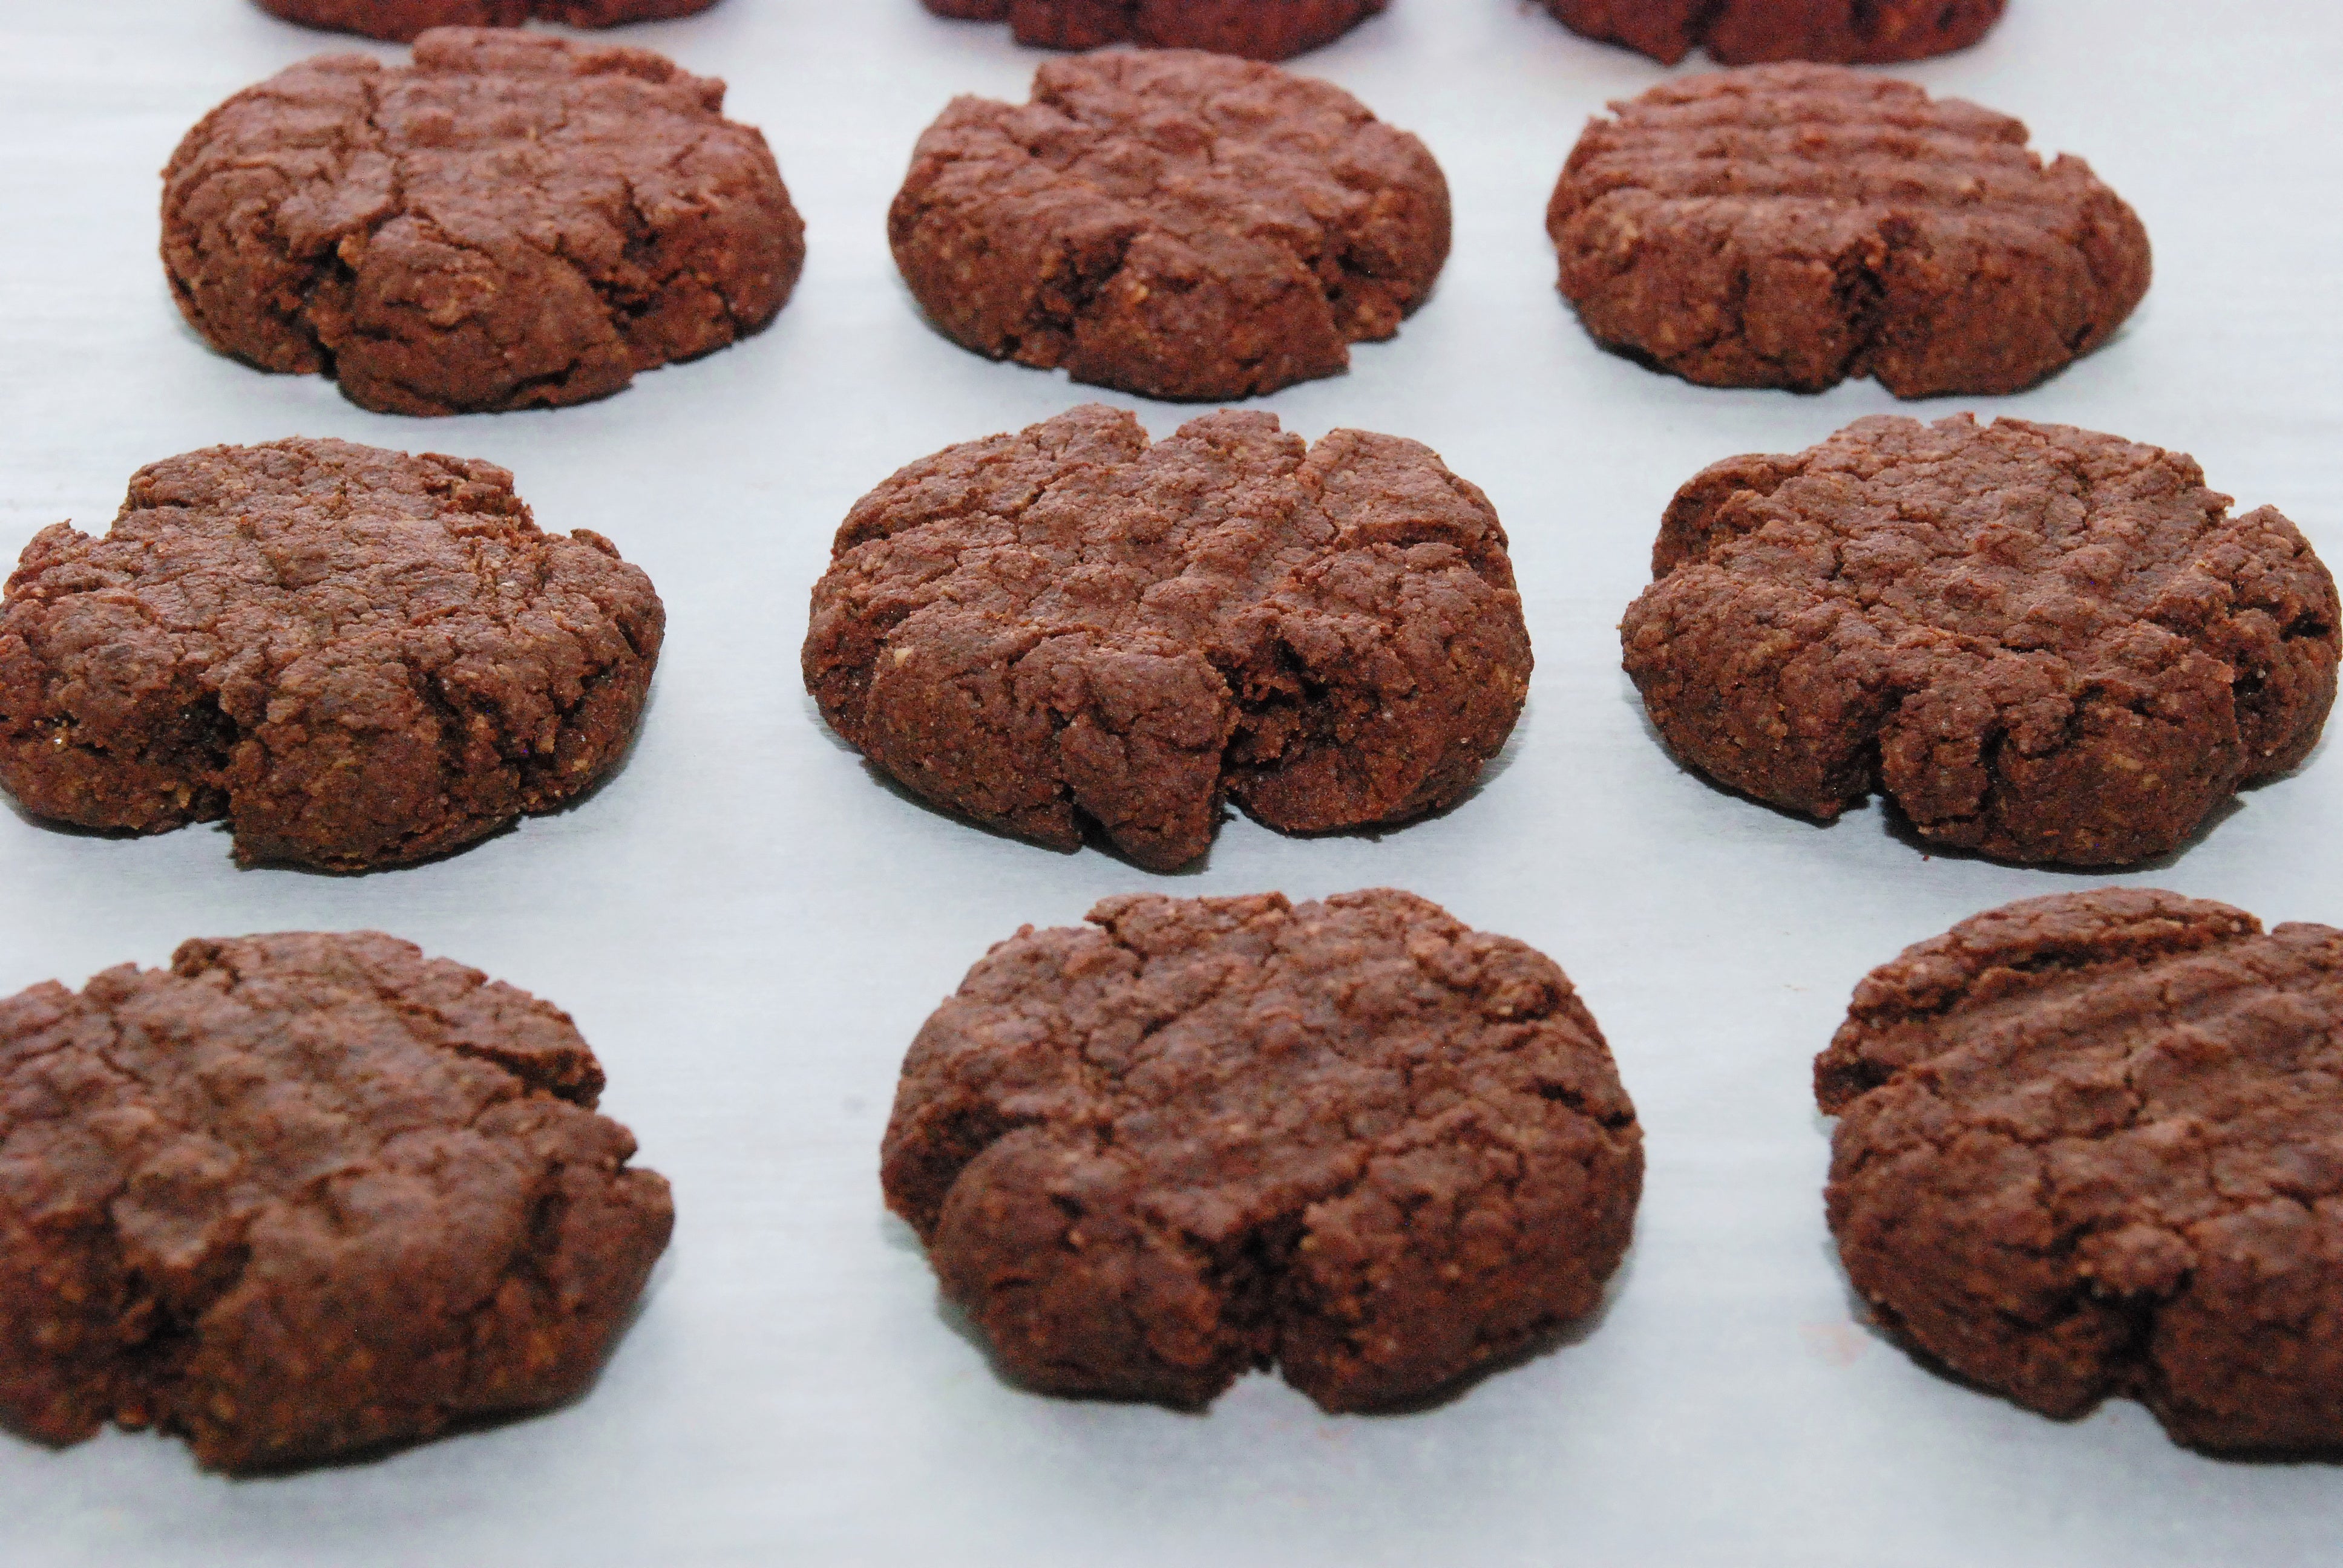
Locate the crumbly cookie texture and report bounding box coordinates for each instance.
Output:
[804,405,1530,870]
[1621,415,2338,866]
[0,438,664,871]
[1538,0,2003,66]
[884,889,1643,1411]
[257,0,720,43]
[1548,65,2149,398]
[1820,889,2343,1453]
[164,28,802,415]
[0,932,672,1473]
[890,50,1448,402]
[919,0,1386,60]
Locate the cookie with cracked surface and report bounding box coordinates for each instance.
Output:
[257,0,719,43]
[0,931,672,1473]
[919,0,1387,60]
[163,28,803,416]
[1535,0,2003,66]
[1818,889,2343,1453]
[0,438,664,872]
[883,889,1642,1411]
[889,50,1448,402]
[1547,65,2149,397]
[802,405,1530,871]
[1620,415,2338,866]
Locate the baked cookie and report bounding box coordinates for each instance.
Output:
[1819,889,2343,1453]
[803,405,1529,871]
[1547,65,2149,397]
[0,931,672,1472]
[919,0,1386,60]
[163,28,803,416]
[257,0,719,42]
[889,50,1447,401]
[1620,416,2338,866]
[0,438,664,871]
[883,889,1642,1411]
[1536,0,2003,66]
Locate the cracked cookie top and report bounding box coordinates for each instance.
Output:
[1547,64,2149,397]
[802,405,1530,871]
[0,437,665,871]
[1536,0,2004,67]
[1620,415,2338,866]
[887,50,1448,401]
[162,28,804,416]
[882,889,1642,1411]
[917,0,1388,61]
[0,932,672,1472]
[256,0,722,44]
[1817,889,2343,1452]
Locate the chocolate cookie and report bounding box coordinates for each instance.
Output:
[1547,65,2150,397]
[0,438,664,871]
[257,0,719,42]
[883,889,1642,1411]
[1536,0,2003,65]
[0,932,672,1472]
[889,50,1448,401]
[1818,889,2343,1453]
[1620,416,2338,866]
[919,0,1386,60]
[163,29,803,416]
[803,405,1530,871]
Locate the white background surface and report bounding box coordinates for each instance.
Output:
[1,1,2339,1562]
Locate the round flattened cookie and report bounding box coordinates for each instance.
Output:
[883,889,1643,1411]
[1620,415,2338,866]
[0,438,664,871]
[888,50,1449,402]
[1547,65,2149,398]
[1535,0,2004,66]
[803,405,1530,871]
[0,932,672,1473]
[1818,889,2343,1453]
[919,0,1388,60]
[163,28,804,416]
[257,0,720,43]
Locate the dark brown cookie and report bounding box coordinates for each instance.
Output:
[1621,416,2338,866]
[1818,889,2343,1454]
[883,889,1642,1411]
[0,438,664,872]
[1536,0,2002,66]
[0,932,672,1473]
[1547,65,2149,397]
[257,0,719,42]
[803,405,1530,871]
[163,28,804,416]
[919,0,1386,60]
[888,50,1448,401]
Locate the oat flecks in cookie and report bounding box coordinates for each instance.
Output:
[889,50,1449,402]
[1620,415,2339,866]
[802,405,1530,871]
[883,889,1643,1412]
[1547,65,2150,398]
[1819,889,2343,1453]
[919,0,1388,60]
[0,438,664,872]
[0,932,672,1473]
[163,28,804,416]
[1537,0,2004,67]
[257,0,721,42]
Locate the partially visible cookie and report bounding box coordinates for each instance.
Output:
[1818,889,2343,1453]
[1536,0,2003,65]
[889,50,1448,401]
[0,932,672,1472]
[258,0,719,41]
[1547,65,2149,397]
[883,889,1643,1411]
[803,405,1530,871]
[164,28,803,416]
[0,438,664,871]
[919,0,1386,60]
[1620,416,2339,866]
